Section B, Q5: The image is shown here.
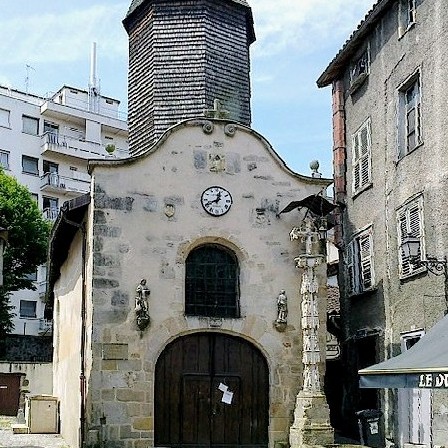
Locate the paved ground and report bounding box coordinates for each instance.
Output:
[0,417,69,448]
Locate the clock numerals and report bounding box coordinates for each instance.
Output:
[201,186,232,216]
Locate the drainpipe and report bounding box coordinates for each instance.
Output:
[62,215,87,448]
[331,79,347,247]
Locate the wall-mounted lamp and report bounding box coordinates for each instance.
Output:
[402,234,448,314]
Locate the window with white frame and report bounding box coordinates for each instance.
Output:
[345,227,375,295]
[352,118,372,194]
[0,108,10,128]
[399,0,417,36]
[0,150,9,170]
[407,0,416,25]
[19,300,37,318]
[397,195,425,278]
[398,73,422,159]
[22,115,39,135]
[404,0,416,27]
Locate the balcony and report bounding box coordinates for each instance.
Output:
[43,208,59,222]
[41,132,129,161]
[40,172,90,197]
[38,318,53,335]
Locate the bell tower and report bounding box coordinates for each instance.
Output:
[123,0,256,154]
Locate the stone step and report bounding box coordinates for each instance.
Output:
[11,424,29,434]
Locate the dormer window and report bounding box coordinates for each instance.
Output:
[349,48,370,94]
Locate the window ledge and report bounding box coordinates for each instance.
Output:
[348,286,378,299]
[398,21,416,40]
[348,73,369,95]
[352,182,373,199]
[396,141,424,164]
[399,266,427,282]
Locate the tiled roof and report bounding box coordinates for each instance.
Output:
[316,0,393,87]
[126,0,251,20]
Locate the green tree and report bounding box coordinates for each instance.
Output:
[0,169,51,336]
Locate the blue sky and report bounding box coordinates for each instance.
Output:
[0,0,375,178]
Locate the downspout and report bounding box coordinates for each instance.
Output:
[62,215,87,448]
[331,79,347,247]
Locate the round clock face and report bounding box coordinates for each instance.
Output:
[201,186,233,216]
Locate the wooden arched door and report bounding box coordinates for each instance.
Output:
[155,333,269,448]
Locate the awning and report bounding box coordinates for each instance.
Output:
[359,315,448,389]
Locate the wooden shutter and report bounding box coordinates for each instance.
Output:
[345,241,355,295]
[352,132,361,192]
[352,120,371,193]
[359,232,373,290]
[398,198,423,278]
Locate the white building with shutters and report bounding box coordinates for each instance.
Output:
[317,0,448,446]
[0,85,128,336]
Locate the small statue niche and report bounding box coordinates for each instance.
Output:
[274,289,288,332]
[135,279,150,330]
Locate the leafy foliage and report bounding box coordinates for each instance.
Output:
[0,169,51,336]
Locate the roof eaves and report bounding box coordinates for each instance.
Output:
[123,0,255,43]
[316,0,393,88]
[47,194,91,294]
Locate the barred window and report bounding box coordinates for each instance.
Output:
[185,244,239,318]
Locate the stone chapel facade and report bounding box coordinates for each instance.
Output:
[48,1,334,447]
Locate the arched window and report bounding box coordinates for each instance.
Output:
[185,244,240,318]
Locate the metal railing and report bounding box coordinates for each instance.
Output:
[40,172,91,195]
[43,208,59,222]
[41,132,129,159]
[38,318,53,335]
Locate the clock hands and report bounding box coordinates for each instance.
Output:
[204,190,222,206]
[201,186,232,216]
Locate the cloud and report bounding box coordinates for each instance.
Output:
[0,3,128,66]
[251,0,374,58]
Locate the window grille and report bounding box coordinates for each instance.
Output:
[185,244,239,318]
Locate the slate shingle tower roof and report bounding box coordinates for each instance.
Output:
[123,0,256,154]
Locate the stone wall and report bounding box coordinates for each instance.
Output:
[74,120,331,448]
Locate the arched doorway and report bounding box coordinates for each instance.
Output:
[155,332,269,448]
